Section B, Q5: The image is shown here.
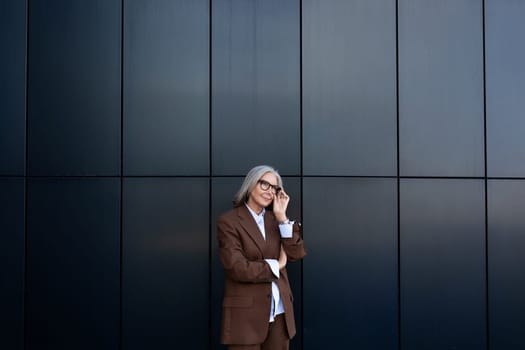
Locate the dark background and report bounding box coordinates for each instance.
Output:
[1,0,524,349]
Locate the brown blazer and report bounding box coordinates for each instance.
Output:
[217,205,306,345]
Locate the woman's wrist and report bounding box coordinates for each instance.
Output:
[276,216,289,224]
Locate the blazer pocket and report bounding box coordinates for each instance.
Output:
[223,296,253,308]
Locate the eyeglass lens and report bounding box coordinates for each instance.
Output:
[259,180,280,193]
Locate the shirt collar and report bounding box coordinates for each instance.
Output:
[245,203,265,221]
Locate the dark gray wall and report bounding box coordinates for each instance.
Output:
[0,0,26,175]
[26,178,120,350]
[124,0,209,176]
[28,0,121,176]
[398,0,485,177]
[1,0,525,349]
[303,0,397,176]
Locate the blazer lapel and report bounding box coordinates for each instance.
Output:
[237,205,266,254]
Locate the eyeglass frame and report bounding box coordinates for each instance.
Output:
[257,179,281,194]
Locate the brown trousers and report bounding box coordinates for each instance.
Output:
[228,314,289,350]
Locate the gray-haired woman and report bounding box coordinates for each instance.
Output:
[217,165,306,350]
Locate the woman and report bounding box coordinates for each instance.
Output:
[217,165,306,350]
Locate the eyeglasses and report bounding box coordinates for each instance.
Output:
[258,179,281,194]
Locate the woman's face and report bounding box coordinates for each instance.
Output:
[246,172,278,213]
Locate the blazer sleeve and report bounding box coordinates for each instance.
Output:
[281,222,306,262]
[217,216,275,283]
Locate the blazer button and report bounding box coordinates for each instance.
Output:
[267,294,271,298]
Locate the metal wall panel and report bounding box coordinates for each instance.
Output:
[211,177,302,350]
[488,180,525,349]
[0,178,25,350]
[398,0,484,177]
[124,0,209,176]
[28,0,121,176]
[122,178,209,349]
[212,0,300,176]
[303,178,398,349]
[303,0,397,176]
[0,0,26,175]
[400,179,485,349]
[486,0,525,177]
[26,178,120,350]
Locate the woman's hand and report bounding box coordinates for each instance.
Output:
[278,244,287,270]
[273,189,290,223]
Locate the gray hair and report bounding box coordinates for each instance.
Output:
[233,165,283,207]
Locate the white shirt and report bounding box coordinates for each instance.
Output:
[245,204,293,322]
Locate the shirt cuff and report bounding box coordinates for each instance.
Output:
[278,221,294,238]
[265,259,280,278]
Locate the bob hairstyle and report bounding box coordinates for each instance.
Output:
[233,165,283,207]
